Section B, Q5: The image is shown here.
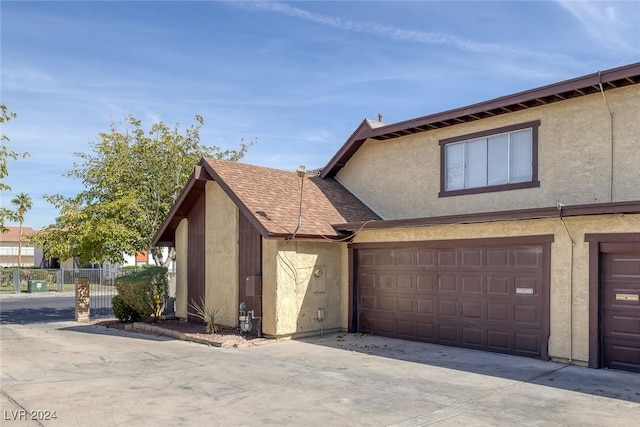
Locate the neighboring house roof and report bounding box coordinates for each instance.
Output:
[0,226,36,243]
[321,62,640,178]
[153,158,380,246]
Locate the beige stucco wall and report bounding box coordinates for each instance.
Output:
[261,239,344,338]
[336,85,640,219]
[348,213,640,365]
[175,219,188,319]
[205,181,239,327]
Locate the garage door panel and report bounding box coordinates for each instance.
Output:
[602,252,640,372]
[378,296,396,311]
[461,249,483,267]
[487,303,510,322]
[356,243,548,359]
[487,249,510,268]
[514,333,540,354]
[417,322,435,339]
[417,299,435,314]
[396,249,414,267]
[462,302,483,319]
[397,297,413,312]
[439,325,458,343]
[417,250,436,267]
[438,250,458,267]
[439,275,457,292]
[462,275,484,293]
[487,330,510,350]
[487,276,511,295]
[603,314,640,336]
[360,273,376,288]
[379,274,396,289]
[604,341,640,371]
[462,328,484,346]
[359,251,376,267]
[397,274,413,289]
[513,248,541,268]
[361,295,376,310]
[439,300,458,317]
[514,305,540,325]
[610,257,640,277]
[417,274,437,290]
[514,276,539,295]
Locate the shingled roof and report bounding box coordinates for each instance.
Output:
[152,158,380,246]
[0,226,36,243]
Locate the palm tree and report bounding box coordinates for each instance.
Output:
[10,192,32,267]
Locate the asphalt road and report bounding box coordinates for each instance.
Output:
[0,295,75,324]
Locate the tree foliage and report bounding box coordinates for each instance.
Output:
[10,192,32,267]
[0,105,30,232]
[33,114,252,265]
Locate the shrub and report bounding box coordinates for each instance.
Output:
[112,294,141,323]
[115,266,168,320]
[188,297,222,334]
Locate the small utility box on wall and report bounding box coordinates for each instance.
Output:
[313,266,326,293]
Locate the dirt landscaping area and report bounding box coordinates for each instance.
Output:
[94,318,271,348]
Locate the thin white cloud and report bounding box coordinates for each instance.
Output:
[557,1,636,51]
[238,1,578,65]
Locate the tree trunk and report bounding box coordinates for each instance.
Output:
[17,222,23,267]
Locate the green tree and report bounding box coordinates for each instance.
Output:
[34,114,253,266]
[0,105,30,232]
[10,192,32,267]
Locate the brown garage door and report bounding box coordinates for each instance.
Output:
[355,239,550,359]
[602,249,640,373]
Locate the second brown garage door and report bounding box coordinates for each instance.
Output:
[354,238,551,359]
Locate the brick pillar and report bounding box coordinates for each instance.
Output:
[75,278,90,323]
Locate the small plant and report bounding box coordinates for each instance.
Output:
[112,294,141,323]
[188,297,222,334]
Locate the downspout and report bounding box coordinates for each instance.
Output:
[598,71,614,202]
[557,203,575,362]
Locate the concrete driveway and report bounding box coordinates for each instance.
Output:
[1,320,639,426]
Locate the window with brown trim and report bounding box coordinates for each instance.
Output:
[439,121,540,197]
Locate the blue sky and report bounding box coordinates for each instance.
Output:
[2,1,639,231]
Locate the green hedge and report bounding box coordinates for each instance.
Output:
[114,266,168,320]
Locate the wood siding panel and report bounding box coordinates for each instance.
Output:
[239,213,262,321]
[187,193,205,322]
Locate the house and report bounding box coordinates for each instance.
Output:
[153,62,640,372]
[0,226,42,267]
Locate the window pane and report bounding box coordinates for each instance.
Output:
[465,138,487,188]
[510,129,532,182]
[488,134,509,186]
[445,143,464,190]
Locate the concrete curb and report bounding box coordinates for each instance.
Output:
[124,322,238,347]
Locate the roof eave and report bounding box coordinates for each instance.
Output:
[333,200,640,232]
[321,62,640,178]
[152,163,210,247]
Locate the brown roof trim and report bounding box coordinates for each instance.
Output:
[332,200,640,232]
[152,164,211,246]
[321,62,640,178]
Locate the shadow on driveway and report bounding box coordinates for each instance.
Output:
[299,332,640,403]
[57,324,176,342]
[0,307,75,324]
